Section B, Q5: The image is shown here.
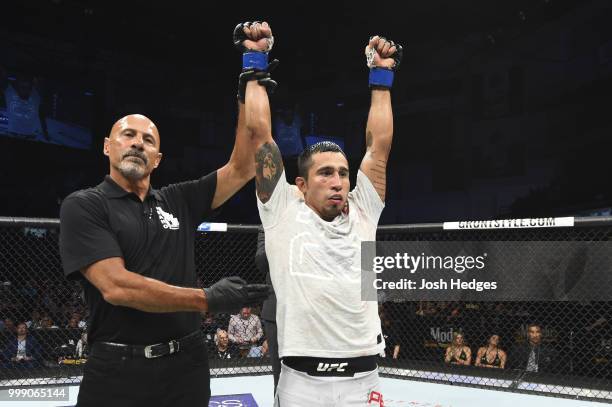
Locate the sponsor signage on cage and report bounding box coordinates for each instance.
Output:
[208,393,258,406]
[197,222,228,232]
[442,217,575,230]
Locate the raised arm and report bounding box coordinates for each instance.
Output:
[211,21,279,209]
[211,102,250,209]
[238,22,285,203]
[359,36,403,202]
[247,80,284,203]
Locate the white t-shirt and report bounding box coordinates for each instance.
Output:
[258,170,385,358]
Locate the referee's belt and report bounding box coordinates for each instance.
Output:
[91,330,203,359]
[283,355,378,377]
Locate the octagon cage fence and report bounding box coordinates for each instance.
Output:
[0,216,610,404]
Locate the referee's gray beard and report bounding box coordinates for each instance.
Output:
[117,161,146,181]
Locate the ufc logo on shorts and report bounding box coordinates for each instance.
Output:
[316,362,348,372]
[368,391,384,406]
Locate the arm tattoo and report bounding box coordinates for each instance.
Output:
[366,130,373,148]
[365,130,387,199]
[255,141,284,203]
[370,159,387,200]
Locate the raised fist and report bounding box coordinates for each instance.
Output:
[233,21,274,53]
[365,36,402,71]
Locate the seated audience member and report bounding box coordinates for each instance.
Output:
[444,332,472,366]
[66,314,81,329]
[1,317,16,334]
[201,312,222,352]
[67,312,87,330]
[380,307,400,359]
[26,310,43,330]
[475,334,507,368]
[0,317,16,348]
[213,329,238,360]
[39,315,58,329]
[510,323,558,373]
[445,302,463,323]
[247,339,269,358]
[2,322,40,367]
[416,301,438,317]
[75,331,88,359]
[228,307,263,357]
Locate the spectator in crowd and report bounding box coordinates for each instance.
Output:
[0,66,49,141]
[475,334,507,369]
[75,331,88,359]
[1,317,16,334]
[228,307,263,357]
[2,322,40,367]
[380,306,400,359]
[213,329,238,360]
[63,313,84,352]
[26,310,43,330]
[416,301,438,317]
[247,339,269,358]
[510,323,558,373]
[71,312,87,330]
[445,332,472,366]
[39,315,58,329]
[273,104,304,157]
[201,313,222,352]
[66,315,80,329]
[445,302,464,323]
[1,317,17,350]
[65,312,86,330]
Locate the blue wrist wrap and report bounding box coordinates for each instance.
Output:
[369,67,394,88]
[243,52,268,71]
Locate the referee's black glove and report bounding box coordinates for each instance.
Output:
[204,276,271,314]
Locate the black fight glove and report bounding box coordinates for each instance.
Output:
[237,59,279,103]
[204,276,271,314]
[233,21,279,102]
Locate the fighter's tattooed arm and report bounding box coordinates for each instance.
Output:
[362,130,388,201]
[360,89,393,202]
[255,141,284,203]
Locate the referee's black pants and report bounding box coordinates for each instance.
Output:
[76,338,210,407]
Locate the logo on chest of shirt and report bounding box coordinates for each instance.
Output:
[155,207,179,230]
[288,230,361,283]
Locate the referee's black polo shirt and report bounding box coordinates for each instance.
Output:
[59,172,217,345]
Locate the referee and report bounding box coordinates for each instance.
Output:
[59,21,279,407]
[57,29,281,403]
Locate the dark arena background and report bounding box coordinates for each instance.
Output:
[1,1,611,406]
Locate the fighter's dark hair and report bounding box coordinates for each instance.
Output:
[297,141,347,179]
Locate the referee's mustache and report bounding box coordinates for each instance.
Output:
[122,150,148,165]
